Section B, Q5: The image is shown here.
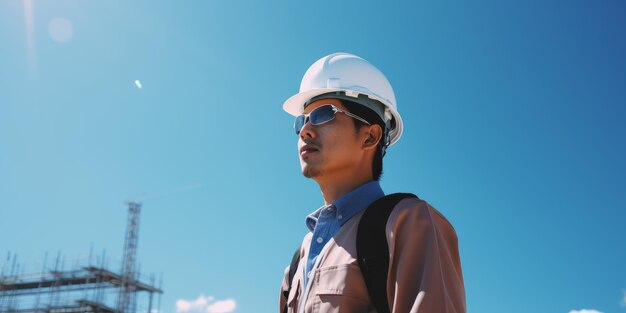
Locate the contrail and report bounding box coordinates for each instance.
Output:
[134,183,202,202]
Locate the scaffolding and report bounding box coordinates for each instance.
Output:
[0,202,162,313]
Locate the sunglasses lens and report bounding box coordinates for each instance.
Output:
[310,105,335,125]
[294,115,306,134]
[294,105,337,135]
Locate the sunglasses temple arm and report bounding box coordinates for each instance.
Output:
[343,111,371,125]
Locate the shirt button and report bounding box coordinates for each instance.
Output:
[316,237,323,244]
[338,214,343,220]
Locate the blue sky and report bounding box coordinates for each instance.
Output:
[1,1,625,313]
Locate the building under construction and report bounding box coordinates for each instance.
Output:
[0,202,163,313]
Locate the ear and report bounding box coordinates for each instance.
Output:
[362,124,383,151]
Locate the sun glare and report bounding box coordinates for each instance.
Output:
[22,0,36,75]
[49,17,74,43]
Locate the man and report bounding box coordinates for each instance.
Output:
[279,53,466,313]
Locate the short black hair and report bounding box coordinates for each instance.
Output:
[340,100,385,181]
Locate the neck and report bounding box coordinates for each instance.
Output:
[315,169,374,205]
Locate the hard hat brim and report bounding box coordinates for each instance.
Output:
[283,88,342,117]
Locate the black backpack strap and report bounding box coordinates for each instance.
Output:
[282,247,301,313]
[357,193,418,313]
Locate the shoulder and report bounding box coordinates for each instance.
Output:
[387,197,458,241]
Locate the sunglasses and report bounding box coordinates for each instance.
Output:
[294,104,371,135]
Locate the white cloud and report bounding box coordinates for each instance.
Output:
[135,80,143,89]
[176,295,214,313]
[621,290,626,307]
[206,299,236,313]
[569,310,603,313]
[176,295,235,313]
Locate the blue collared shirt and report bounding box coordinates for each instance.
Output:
[303,180,385,289]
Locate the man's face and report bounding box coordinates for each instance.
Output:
[297,98,365,179]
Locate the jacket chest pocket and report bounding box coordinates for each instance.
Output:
[313,264,370,311]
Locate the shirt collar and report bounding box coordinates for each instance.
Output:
[305,181,385,231]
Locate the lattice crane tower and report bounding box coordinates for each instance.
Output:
[117,201,142,313]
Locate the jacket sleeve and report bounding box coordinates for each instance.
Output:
[279,266,289,313]
[386,198,466,313]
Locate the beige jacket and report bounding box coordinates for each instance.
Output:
[280,197,465,313]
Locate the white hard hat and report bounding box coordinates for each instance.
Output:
[283,52,404,146]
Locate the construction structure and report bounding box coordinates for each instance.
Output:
[0,202,163,313]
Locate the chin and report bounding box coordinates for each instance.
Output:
[301,165,321,178]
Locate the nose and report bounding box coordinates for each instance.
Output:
[299,117,317,140]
